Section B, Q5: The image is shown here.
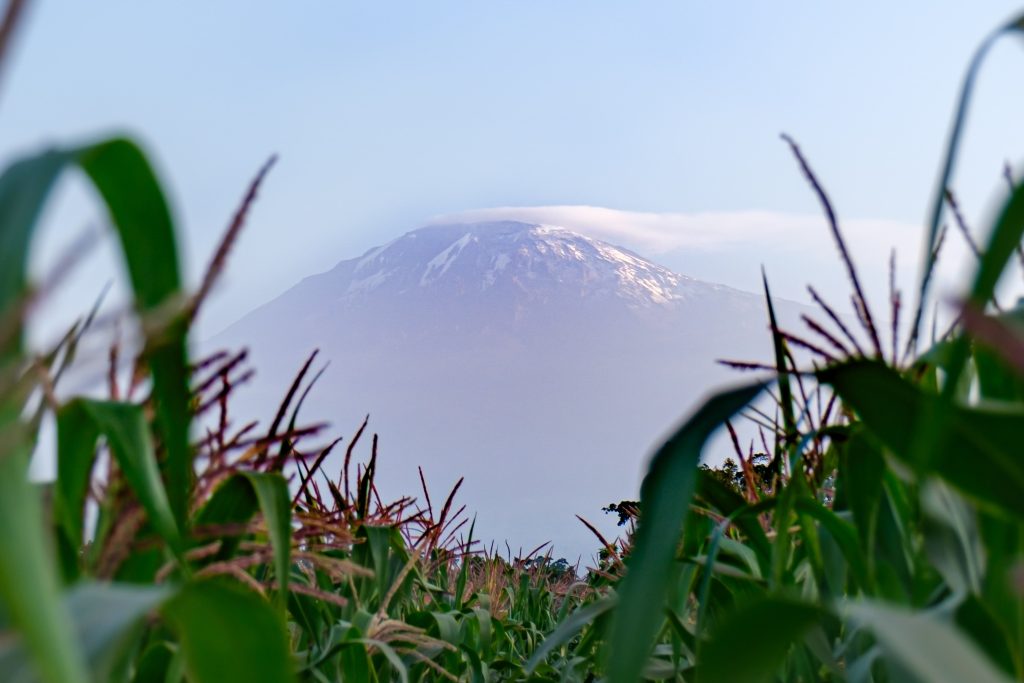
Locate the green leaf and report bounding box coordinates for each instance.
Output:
[58,399,182,559]
[526,596,616,673]
[161,580,295,683]
[921,481,983,595]
[978,513,1024,672]
[820,360,1024,518]
[239,472,292,606]
[846,601,1014,683]
[0,139,190,515]
[76,139,191,531]
[696,469,771,570]
[793,498,872,594]
[0,148,72,361]
[836,428,884,564]
[955,595,1018,677]
[909,12,1024,350]
[0,138,187,683]
[455,518,475,609]
[605,380,765,683]
[763,274,796,475]
[52,402,99,580]
[0,582,168,683]
[696,596,823,683]
[0,451,88,683]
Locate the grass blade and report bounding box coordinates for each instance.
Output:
[240,472,292,607]
[526,595,616,673]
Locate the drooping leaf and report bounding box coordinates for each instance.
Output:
[0,138,188,683]
[76,139,191,531]
[0,149,88,683]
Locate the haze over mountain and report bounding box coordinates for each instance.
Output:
[213,220,806,560]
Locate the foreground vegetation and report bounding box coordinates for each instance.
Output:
[7,7,1024,683]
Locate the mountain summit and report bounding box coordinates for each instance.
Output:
[341,221,690,307]
[215,220,804,559]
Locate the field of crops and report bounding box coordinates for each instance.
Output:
[5,6,1024,683]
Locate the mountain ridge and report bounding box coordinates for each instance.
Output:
[212,219,807,559]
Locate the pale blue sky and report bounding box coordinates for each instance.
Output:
[7,1,1024,334]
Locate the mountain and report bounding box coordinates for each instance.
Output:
[212,220,806,560]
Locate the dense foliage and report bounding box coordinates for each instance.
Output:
[5,8,1024,683]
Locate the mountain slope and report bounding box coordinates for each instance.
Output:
[213,220,806,559]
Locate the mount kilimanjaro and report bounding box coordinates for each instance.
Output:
[213,220,804,559]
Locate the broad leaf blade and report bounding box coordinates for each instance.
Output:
[161,581,295,683]
[820,360,1024,518]
[79,400,182,556]
[697,596,823,683]
[76,139,192,531]
[846,601,1013,683]
[0,451,88,683]
[605,380,765,683]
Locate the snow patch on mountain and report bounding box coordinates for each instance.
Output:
[329,220,722,311]
[421,232,474,286]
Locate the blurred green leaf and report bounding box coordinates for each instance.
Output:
[0,451,87,683]
[846,601,1013,683]
[58,399,183,563]
[606,380,764,683]
[161,580,295,683]
[910,12,1024,349]
[0,582,168,683]
[793,498,871,593]
[0,148,71,361]
[0,137,187,683]
[836,428,884,567]
[955,595,1018,677]
[76,139,191,531]
[820,360,1024,518]
[0,148,88,683]
[696,596,823,683]
[921,481,983,595]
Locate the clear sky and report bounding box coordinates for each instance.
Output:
[7,1,1024,337]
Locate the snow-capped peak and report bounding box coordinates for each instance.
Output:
[334,220,696,308]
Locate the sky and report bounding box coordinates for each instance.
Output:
[7,0,1024,347]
